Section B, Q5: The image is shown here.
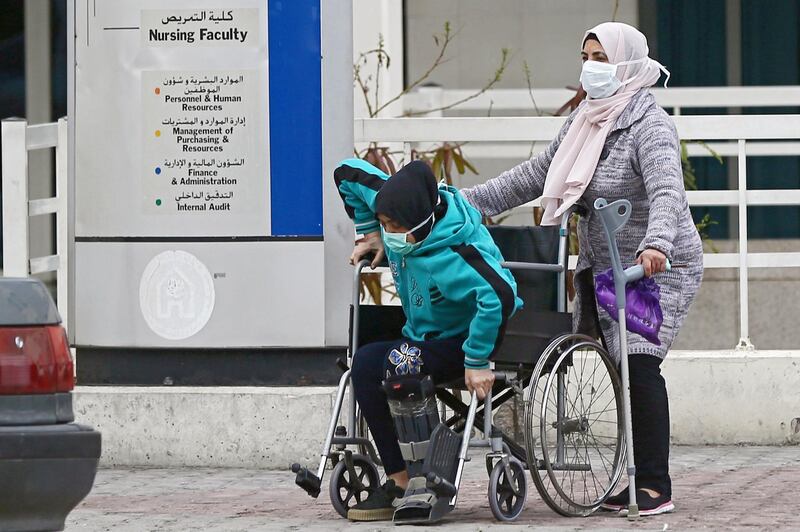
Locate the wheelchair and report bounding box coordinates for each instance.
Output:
[292,205,630,523]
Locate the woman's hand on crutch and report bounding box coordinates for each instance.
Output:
[350,231,385,269]
[636,248,668,277]
[465,368,495,400]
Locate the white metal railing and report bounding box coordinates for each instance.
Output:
[1,118,69,327]
[354,114,800,350]
[402,86,800,115]
[401,86,800,160]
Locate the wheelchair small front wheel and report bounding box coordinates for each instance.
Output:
[329,454,380,519]
[488,459,527,521]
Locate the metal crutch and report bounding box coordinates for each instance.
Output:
[593,197,649,520]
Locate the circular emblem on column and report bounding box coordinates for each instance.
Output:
[139,250,215,340]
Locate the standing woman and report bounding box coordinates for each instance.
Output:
[462,22,704,516]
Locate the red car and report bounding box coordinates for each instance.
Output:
[0,278,100,531]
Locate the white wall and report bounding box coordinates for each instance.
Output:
[353,0,404,118]
[405,0,638,91]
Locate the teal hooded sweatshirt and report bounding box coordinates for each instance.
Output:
[334,158,523,369]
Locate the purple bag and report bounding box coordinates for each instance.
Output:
[594,268,664,346]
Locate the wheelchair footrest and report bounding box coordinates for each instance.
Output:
[421,423,461,482]
[393,423,462,524]
[291,463,321,498]
[393,498,437,524]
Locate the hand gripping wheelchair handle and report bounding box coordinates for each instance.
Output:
[425,472,457,498]
[291,463,321,498]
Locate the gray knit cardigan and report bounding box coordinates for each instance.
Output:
[462,89,704,360]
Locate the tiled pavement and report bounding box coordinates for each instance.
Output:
[68,446,800,531]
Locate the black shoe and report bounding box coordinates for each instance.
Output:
[599,488,629,511]
[347,479,405,521]
[618,489,674,516]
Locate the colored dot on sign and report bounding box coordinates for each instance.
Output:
[154,87,160,95]
[155,199,162,206]
[155,167,161,175]
[155,130,161,137]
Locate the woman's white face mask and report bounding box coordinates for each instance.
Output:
[580,57,648,99]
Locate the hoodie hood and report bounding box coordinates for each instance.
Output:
[413,185,482,255]
[375,160,439,242]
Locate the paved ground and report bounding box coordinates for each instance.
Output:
[68,446,799,531]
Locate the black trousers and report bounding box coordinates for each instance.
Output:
[628,353,671,497]
[351,338,465,476]
[577,269,672,497]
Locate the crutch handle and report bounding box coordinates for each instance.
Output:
[618,261,672,304]
[625,259,672,283]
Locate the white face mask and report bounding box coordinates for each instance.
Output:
[580,57,649,99]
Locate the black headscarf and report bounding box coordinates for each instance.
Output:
[375,161,443,241]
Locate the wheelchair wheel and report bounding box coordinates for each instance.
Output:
[488,459,527,521]
[524,334,624,517]
[329,454,380,519]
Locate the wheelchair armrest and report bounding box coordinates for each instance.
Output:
[501,261,564,273]
[435,371,510,391]
[437,376,466,390]
[493,372,509,384]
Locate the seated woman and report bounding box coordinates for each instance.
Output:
[334,158,523,521]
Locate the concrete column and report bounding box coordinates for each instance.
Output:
[24,0,55,281]
[323,0,356,346]
[726,0,742,240]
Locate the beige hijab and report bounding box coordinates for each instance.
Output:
[539,22,669,225]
